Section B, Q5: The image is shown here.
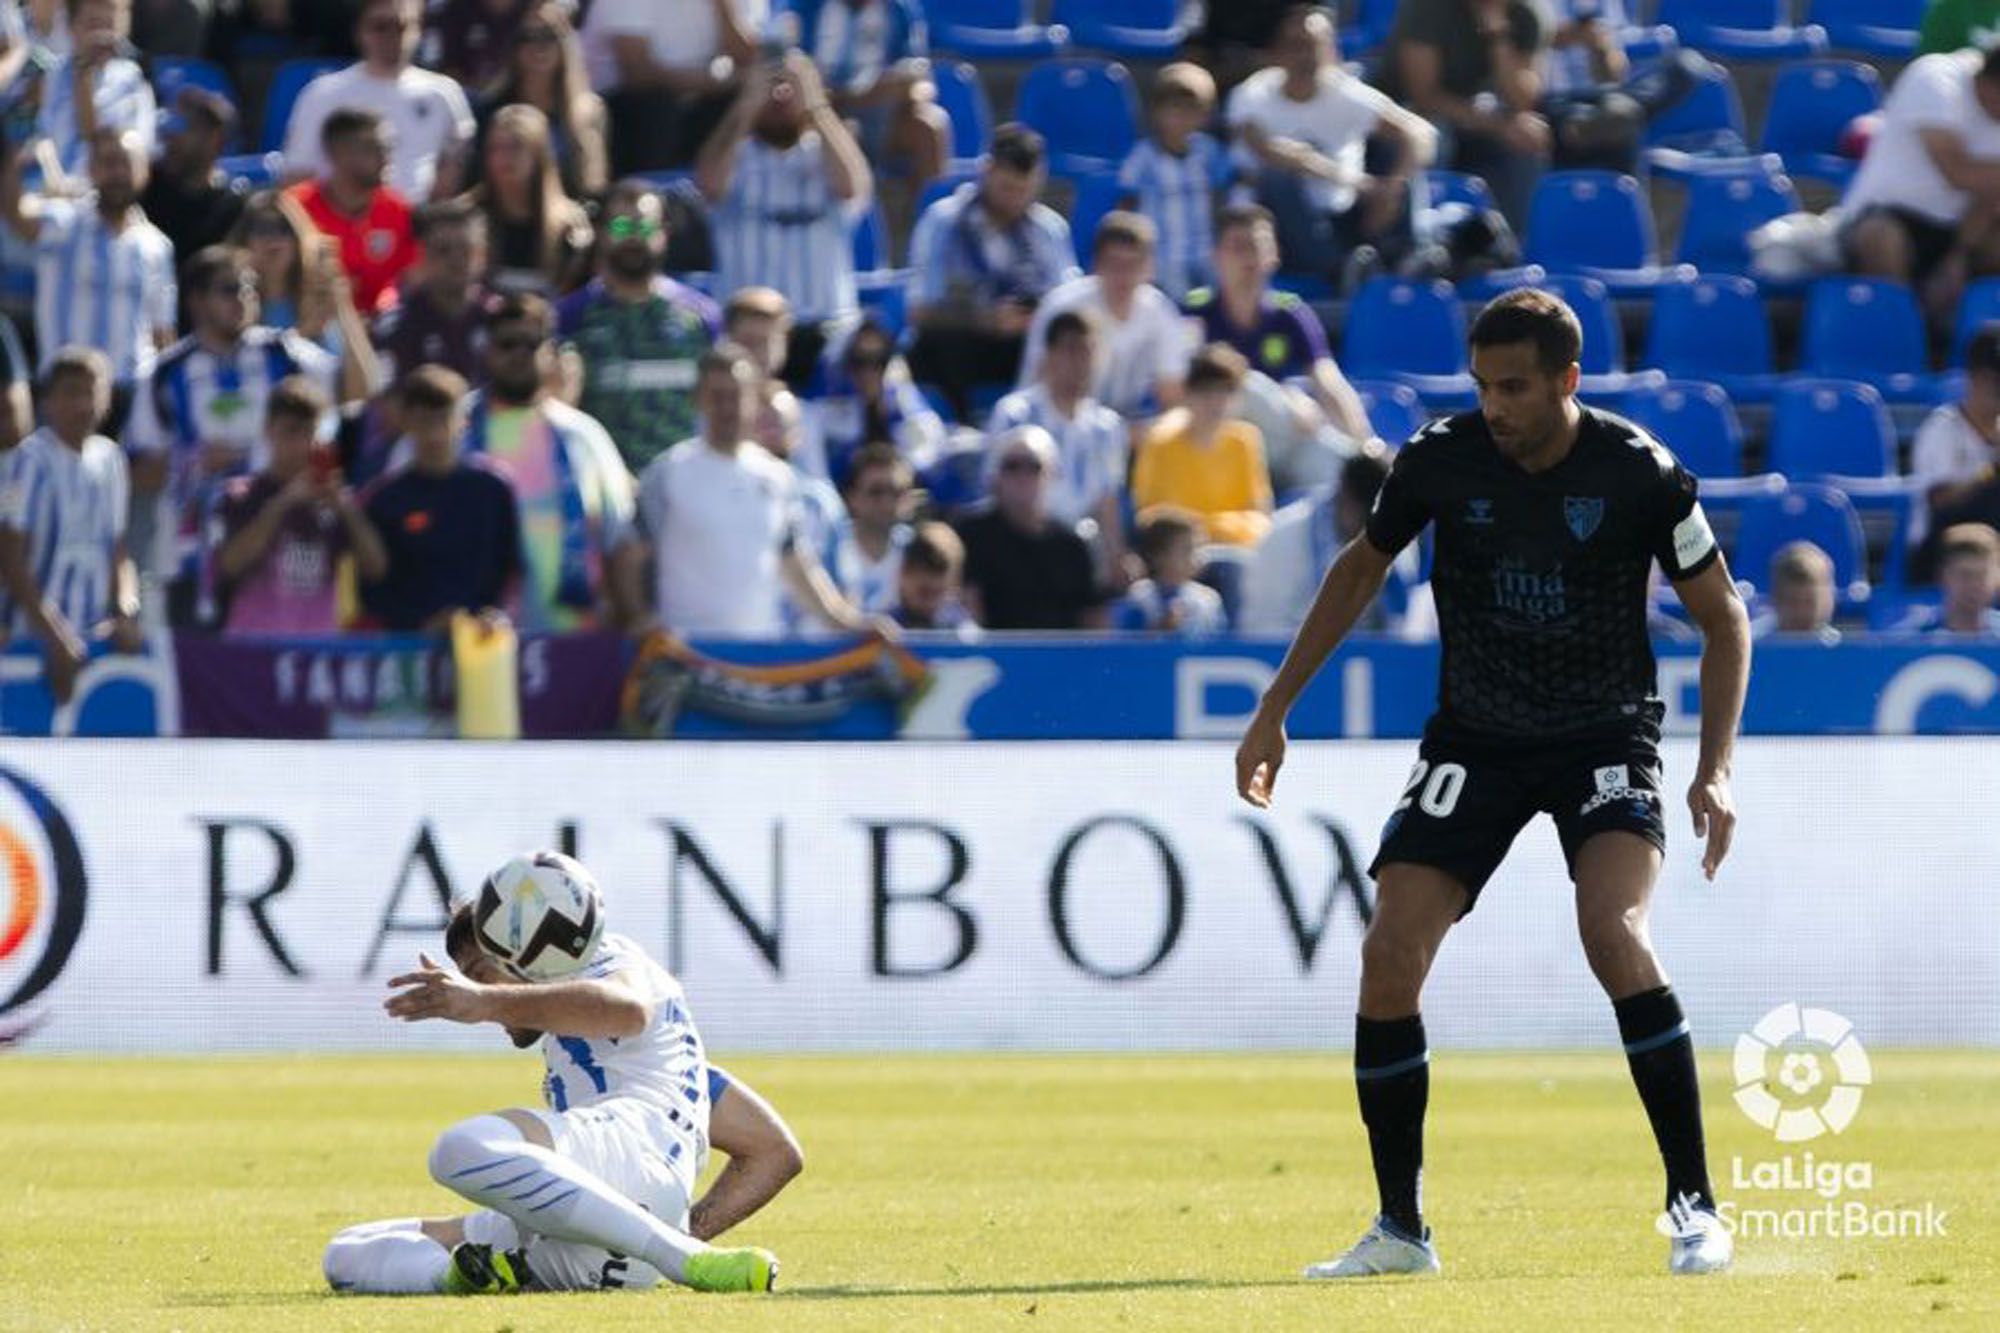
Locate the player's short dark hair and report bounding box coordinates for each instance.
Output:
[843,441,910,493]
[989,122,1046,174]
[414,196,484,242]
[267,374,330,427]
[43,345,110,393]
[322,106,385,149]
[444,900,476,962]
[1470,288,1584,375]
[1940,522,2000,566]
[1044,308,1099,351]
[185,244,251,293]
[1186,341,1249,393]
[400,364,468,413]
[1134,506,1203,565]
[1339,449,1392,511]
[488,290,554,338]
[1216,202,1277,241]
[1094,210,1156,257]
[904,521,964,576]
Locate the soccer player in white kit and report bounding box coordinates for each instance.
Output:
[323,854,783,1295]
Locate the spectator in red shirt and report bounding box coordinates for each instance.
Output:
[285,107,420,314]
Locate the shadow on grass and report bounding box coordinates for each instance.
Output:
[782,1276,1306,1300]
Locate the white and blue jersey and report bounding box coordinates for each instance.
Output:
[124,325,340,579]
[802,0,925,94]
[0,426,127,637]
[986,383,1128,531]
[33,198,175,383]
[539,933,711,1153]
[1111,577,1226,637]
[712,134,860,325]
[909,183,1077,311]
[1118,133,1230,301]
[826,517,910,614]
[34,54,155,176]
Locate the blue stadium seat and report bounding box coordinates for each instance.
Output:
[1759,60,1879,187]
[150,55,238,111]
[1049,0,1185,58]
[851,202,889,272]
[1342,277,1475,407]
[260,57,341,154]
[1949,277,2000,366]
[850,203,912,337]
[1766,378,1897,480]
[1014,59,1141,178]
[1641,274,1778,402]
[1801,277,1944,404]
[1621,380,1745,480]
[932,61,993,171]
[218,151,283,190]
[1654,0,1827,61]
[1339,0,1400,56]
[1731,483,1869,604]
[1484,272,1661,396]
[927,0,1068,60]
[1522,171,1682,295]
[1067,173,1127,267]
[1809,0,1922,58]
[1351,378,1428,445]
[1642,58,1752,178]
[1673,159,1801,274]
[1425,169,1493,213]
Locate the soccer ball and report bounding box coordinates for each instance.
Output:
[471,851,605,982]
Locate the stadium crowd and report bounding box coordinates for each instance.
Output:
[3,0,2000,695]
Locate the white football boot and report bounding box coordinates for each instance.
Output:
[1663,1192,1735,1275]
[1304,1216,1442,1279]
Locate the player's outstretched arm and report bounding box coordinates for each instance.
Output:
[1671,557,1751,881]
[1236,535,1396,807]
[384,953,653,1039]
[690,1071,805,1242]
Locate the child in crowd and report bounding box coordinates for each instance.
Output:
[1112,507,1225,637]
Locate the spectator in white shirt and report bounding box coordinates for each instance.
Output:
[698,52,871,378]
[988,308,1129,572]
[1241,448,1431,636]
[1844,45,2000,318]
[585,0,766,173]
[1911,322,2000,554]
[1019,211,1187,419]
[618,341,879,640]
[1228,5,1434,287]
[283,0,477,202]
[827,441,913,615]
[32,0,152,181]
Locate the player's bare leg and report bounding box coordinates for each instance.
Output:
[1573,831,1730,1274]
[1308,863,1466,1279]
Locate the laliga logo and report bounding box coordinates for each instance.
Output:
[1733,1003,1872,1142]
[0,765,89,1046]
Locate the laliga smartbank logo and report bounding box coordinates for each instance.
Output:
[0,765,89,1046]
[1663,1004,1948,1241]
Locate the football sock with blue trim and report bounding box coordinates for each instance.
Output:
[1614,985,1715,1212]
[428,1114,705,1283]
[1355,1013,1429,1238]
[322,1218,450,1294]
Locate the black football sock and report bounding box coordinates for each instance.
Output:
[1355,1014,1430,1238]
[1614,985,1715,1213]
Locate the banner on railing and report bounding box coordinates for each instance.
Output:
[3,740,1995,1051]
[4,635,2000,739]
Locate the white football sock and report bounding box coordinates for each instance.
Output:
[427,1114,707,1283]
[323,1218,449,1294]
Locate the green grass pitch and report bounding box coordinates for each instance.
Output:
[2,1051,1994,1331]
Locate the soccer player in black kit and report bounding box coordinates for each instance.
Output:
[1235,289,1752,1278]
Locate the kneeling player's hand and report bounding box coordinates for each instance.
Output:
[385,952,492,1025]
[1687,772,1736,881]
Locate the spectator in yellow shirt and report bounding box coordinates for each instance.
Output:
[1133,342,1274,547]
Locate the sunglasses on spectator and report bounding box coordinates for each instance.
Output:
[491,334,544,352]
[998,456,1044,475]
[846,351,890,370]
[520,26,558,43]
[209,278,257,298]
[247,219,292,239]
[857,482,903,498]
[606,216,660,241]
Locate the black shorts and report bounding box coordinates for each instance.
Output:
[1368,720,1668,915]
[1842,206,1958,286]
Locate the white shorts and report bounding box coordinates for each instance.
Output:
[465,1098,700,1292]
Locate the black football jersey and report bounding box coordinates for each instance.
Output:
[1365,406,1720,739]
